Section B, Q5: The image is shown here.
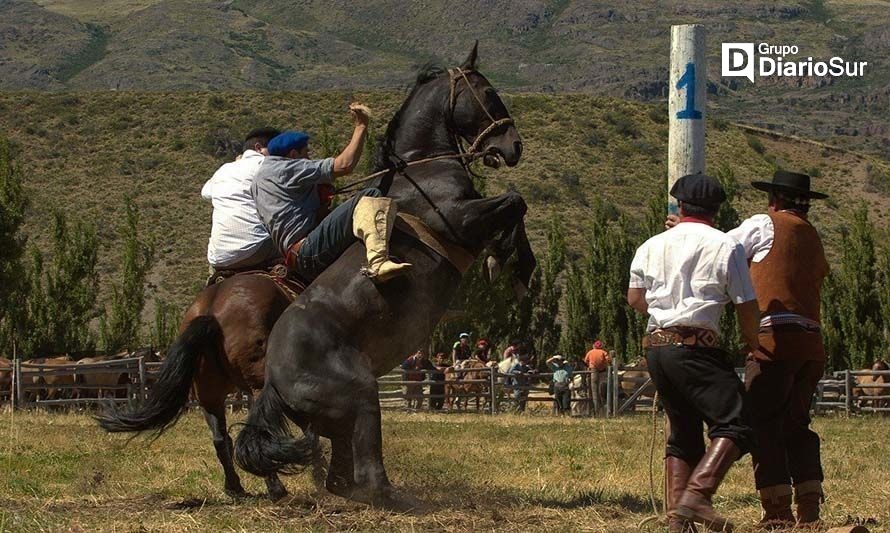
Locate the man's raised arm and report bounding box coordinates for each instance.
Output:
[333,103,370,177]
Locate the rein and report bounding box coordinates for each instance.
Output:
[335,66,514,246]
[335,66,512,196]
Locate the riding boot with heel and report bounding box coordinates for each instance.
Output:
[757,484,795,529]
[666,456,699,533]
[353,196,413,282]
[674,438,740,532]
[793,480,823,526]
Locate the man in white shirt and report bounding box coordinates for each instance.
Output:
[628,174,761,533]
[201,127,280,271]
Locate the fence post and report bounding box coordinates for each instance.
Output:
[137,357,147,406]
[14,358,23,409]
[844,369,853,415]
[605,364,613,418]
[489,367,497,415]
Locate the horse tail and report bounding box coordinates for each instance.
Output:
[234,383,318,476]
[95,316,220,435]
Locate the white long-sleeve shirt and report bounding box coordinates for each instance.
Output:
[726,213,775,263]
[201,150,272,268]
[629,221,757,334]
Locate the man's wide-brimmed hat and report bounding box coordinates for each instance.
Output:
[752,170,828,200]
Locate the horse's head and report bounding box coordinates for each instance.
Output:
[448,42,523,168]
[873,359,889,371]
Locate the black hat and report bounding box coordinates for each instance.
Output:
[244,127,281,143]
[670,173,726,209]
[752,170,828,200]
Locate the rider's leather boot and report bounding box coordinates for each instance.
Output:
[793,480,823,526]
[674,438,740,532]
[665,456,699,533]
[353,196,413,282]
[757,485,795,529]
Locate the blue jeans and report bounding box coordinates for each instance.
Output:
[296,188,381,281]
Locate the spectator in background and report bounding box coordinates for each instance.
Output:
[401,350,435,410]
[429,353,448,410]
[502,339,520,362]
[508,354,534,413]
[585,340,612,415]
[547,355,573,415]
[452,332,472,367]
[474,339,492,364]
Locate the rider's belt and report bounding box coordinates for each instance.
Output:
[759,312,821,332]
[284,239,305,270]
[643,327,719,349]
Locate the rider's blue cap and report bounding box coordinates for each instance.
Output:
[268,131,310,156]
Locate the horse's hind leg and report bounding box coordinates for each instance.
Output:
[201,399,247,498]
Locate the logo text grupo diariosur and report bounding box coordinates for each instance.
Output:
[721,43,867,83]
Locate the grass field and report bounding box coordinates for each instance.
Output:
[0,410,887,532]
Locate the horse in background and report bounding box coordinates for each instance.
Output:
[854,359,889,411]
[445,359,490,411]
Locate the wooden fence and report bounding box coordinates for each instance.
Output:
[3,358,887,417]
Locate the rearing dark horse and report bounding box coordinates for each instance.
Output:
[234,44,535,507]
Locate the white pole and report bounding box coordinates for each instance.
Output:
[668,24,707,215]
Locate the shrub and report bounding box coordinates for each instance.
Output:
[746,134,765,154]
[604,110,640,138]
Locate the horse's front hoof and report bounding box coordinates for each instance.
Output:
[267,487,288,502]
[225,486,251,500]
[375,487,426,513]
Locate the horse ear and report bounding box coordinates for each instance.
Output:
[461,40,479,71]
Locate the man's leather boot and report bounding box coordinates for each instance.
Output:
[674,438,740,532]
[353,196,413,282]
[794,480,823,525]
[758,484,795,528]
[665,456,698,533]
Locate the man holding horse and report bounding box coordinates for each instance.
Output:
[629,174,760,532]
[251,103,412,284]
[729,171,830,527]
[202,127,281,272]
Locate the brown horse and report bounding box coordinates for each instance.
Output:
[97,272,294,499]
[854,359,889,411]
[23,355,76,402]
[444,359,490,411]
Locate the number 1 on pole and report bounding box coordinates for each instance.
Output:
[676,63,702,120]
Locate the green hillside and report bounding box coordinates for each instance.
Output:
[1,0,886,158]
[1,90,888,315]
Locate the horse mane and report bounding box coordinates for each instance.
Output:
[373,63,447,173]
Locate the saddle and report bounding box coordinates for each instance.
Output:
[206,263,306,302]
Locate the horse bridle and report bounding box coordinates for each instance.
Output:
[336,67,515,246]
[446,67,515,156]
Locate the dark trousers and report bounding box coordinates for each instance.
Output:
[744,356,825,489]
[553,385,571,413]
[430,383,445,410]
[296,188,381,280]
[647,345,753,464]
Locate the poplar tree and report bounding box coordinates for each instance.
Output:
[0,137,28,354]
[100,197,154,353]
[15,212,100,357]
[820,206,883,369]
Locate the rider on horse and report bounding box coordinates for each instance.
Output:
[201,127,282,273]
[452,332,472,368]
[251,104,412,283]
